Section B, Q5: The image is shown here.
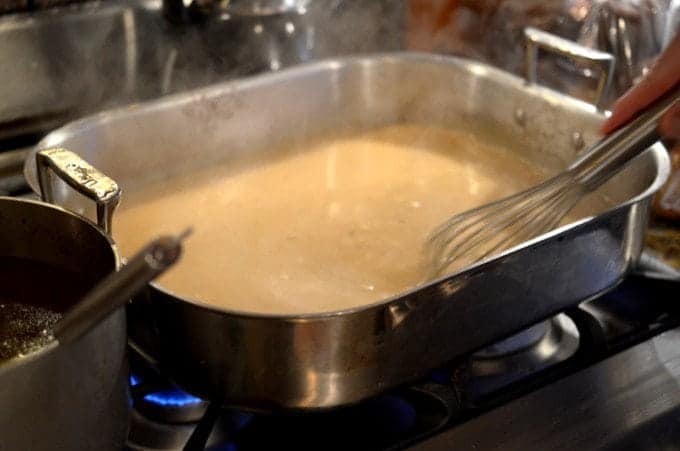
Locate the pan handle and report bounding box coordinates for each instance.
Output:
[524,27,616,111]
[36,148,121,234]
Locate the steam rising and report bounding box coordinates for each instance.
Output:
[1,0,406,139]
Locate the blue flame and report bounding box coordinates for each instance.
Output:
[130,373,204,407]
[129,374,141,387]
[143,388,204,407]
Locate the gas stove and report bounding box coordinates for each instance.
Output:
[124,275,680,451]
[1,3,679,448]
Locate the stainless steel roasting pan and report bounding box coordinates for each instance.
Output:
[24,50,670,411]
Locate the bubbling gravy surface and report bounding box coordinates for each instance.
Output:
[114,125,547,314]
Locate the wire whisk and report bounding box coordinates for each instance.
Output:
[426,82,680,278]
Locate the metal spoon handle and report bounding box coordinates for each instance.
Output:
[569,82,680,191]
[54,230,190,345]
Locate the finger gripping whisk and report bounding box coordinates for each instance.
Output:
[426,82,680,278]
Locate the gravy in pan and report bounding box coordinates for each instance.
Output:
[114,125,547,314]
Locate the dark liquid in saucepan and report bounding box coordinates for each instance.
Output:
[0,257,91,362]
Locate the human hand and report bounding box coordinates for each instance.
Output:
[601,32,680,141]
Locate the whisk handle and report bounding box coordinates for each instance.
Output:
[569,82,680,191]
[54,232,187,345]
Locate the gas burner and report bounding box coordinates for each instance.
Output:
[461,314,579,399]
[127,373,253,450]
[132,376,209,424]
[126,369,456,450]
[127,406,253,451]
[225,383,456,451]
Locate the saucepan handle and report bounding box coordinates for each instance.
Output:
[524,26,616,111]
[36,148,121,234]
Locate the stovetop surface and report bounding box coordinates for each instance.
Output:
[125,275,680,451]
[417,327,680,450]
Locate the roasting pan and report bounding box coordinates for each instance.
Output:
[24,48,670,410]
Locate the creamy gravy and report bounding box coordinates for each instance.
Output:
[114,125,546,314]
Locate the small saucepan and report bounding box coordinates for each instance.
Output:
[0,196,126,450]
[0,150,163,450]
